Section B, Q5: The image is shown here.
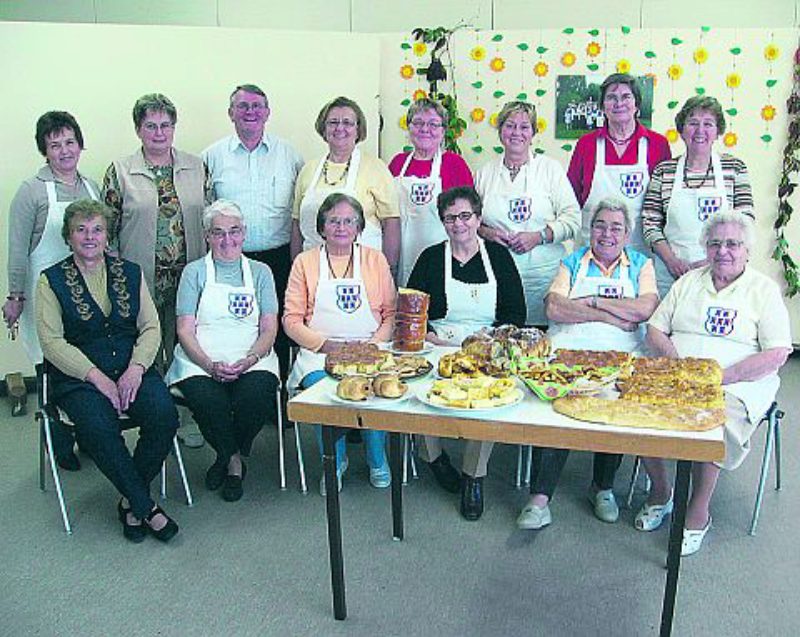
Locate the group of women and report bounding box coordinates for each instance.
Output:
[3,73,785,555]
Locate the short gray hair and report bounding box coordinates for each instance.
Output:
[590,197,635,234]
[202,199,245,231]
[700,211,755,251]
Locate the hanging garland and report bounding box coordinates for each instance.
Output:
[774,41,800,297]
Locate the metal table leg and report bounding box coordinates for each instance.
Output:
[322,425,346,620]
[660,459,691,637]
[389,431,404,541]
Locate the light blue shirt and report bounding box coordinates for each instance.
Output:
[203,133,303,251]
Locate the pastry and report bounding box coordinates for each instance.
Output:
[336,375,373,401]
[372,373,408,398]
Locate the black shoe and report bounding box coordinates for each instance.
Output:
[460,474,484,521]
[144,506,179,543]
[56,451,81,472]
[222,461,247,502]
[428,451,461,493]
[205,459,227,491]
[118,500,146,543]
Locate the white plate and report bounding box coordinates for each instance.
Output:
[416,387,525,413]
[329,390,412,407]
[388,343,434,355]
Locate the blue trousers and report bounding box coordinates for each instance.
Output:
[302,370,387,471]
[56,370,179,519]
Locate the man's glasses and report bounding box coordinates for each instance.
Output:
[208,227,243,239]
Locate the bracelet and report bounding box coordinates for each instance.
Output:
[591,295,598,309]
[247,351,261,363]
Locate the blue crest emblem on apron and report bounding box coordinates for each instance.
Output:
[508,197,532,223]
[409,183,434,206]
[336,284,362,313]
[704,306,737,336]
[620,172,644,198]
[697,196,722,222]
[228,292,254,318]
[597,284,623,299]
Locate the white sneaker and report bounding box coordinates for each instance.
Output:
[369,462,391,488]
[319,456,349,497]
[591,488,619,523]
[516,503,552,530]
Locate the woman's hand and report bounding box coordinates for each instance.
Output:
[507,231,540,255]
[210,361,240,383]
[665,254,692,279]
[116,364,145,412]
[319,339,348,354]
[426,333,454,347]
[478,224,511,247]
[86,367,122,415]
[2,298,23,329]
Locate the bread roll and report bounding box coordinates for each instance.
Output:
[372,373,407,398]
[336,375,373,401]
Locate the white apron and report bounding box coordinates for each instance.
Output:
[580,137,650,255]
[428,239,497,345]
[297,148,382,252]
[395,150,446,286]
[21,178,98,363]
[481,153,566,325]
[166,254,279,385]
[548,251,643,353]
[655,152,730,295]
[287,245,380,389]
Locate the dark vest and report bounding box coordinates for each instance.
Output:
[44,255,142,395]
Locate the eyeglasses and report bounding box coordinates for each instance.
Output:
[326,119,357,129]
[501,122,533,132]
[442,211,476,225]
[706,239,745,250]
[604,93,634,104]
[233,102,267,113]
[141,122,174,133]
[591,221,626,236]
[410,120,444,130]
[325,217,359,227]
[208,226,243,239]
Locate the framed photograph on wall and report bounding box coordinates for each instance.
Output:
[555,75,654,139]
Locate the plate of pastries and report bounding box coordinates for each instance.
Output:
[324,342,432,380]
[333,373,411,404]
[419,376,524,411]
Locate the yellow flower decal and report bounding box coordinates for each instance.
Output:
[761,105,777,121]
[400,64,414,80]
[616,59,631,74]
[533,61,549,77]
[586,41,601,58]
[764,43,780,62]
[470,108,486,123]
[726,73,742,89]
[561,51,577,67]
[536,118,547,134]
[489,112,500,128]
[489,57,506,72]
[693,47,709,64]
[412,89,427,102]
[413,42,427,57]
[470,46,487,61]
[665,128,680,144]
[723,131,738,148]
[399,115,408,130]
[667,64,683,81]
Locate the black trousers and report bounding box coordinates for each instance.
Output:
[177,371,278,465]
[244,243,292,381]
[57,370,179,519]
[530,448,623,498]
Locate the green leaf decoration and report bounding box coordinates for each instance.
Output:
[471,81,484,89]
[701,26,711,32]
[403,145,413,153]
[562,28,574,35]
[401,43,411,50]
[588,29,599,36]
[587,63,599,71]
[535,88,547,97]
[536,46,548,54]
[561,144,574,151]
[493,90,506,98]
[621,26,631,34]
[644,51,657,59]
[671,37,683,45]
[400,99,411,106]
[667,100,679,109]
[767,79,778,88]
[493,146,504,154]
[492,34,504,42]
[761,134,773,143]
[726,108,738,116]
[730,47,742,55]
[534,148,546,154]
[695,86,706,95]
[472,145,484,153]
[517,43,529,51]
[517,92,528,100]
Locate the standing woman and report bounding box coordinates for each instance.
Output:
[291,96,401,275]
[476,101,580,327]
[567,73,671,254]
[3,111,100,469]
[642,96,753,297]
[388,98,473,285]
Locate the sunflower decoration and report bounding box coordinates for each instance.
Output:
[489,57,506,72]
[665,128,680,144]
[586,41,601,58]
[536,118,547,134]
[489,112,500,128]
[471,46,487,62]
[400,64,414,80]
[413,42,427,57]
[412,89,427,102]
[761,105,777,121]
[616,59,631,74]
[399,114,408,131]
[693,47,709,65]
[764,43,780,62]
[561,51,577,67]
[667,64,683,81]
[533,61,549,77]
[726,72,742,89]
[470,107,486,123]
[723,131,738,148]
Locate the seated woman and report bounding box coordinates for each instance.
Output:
[637,211,791,556]
[407,186,526,521]
[165,200,280,502]
[284,193,396,495]
[36,199,179,543]
[517,198,659,530]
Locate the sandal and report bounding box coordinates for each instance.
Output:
[144,506,179,543]
[118,499,146,543]
[634,498,674,532]
[682,517,712,556]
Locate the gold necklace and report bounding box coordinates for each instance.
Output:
[326,246,354,279]
[322,156,352,186]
